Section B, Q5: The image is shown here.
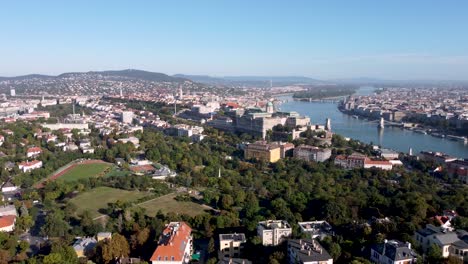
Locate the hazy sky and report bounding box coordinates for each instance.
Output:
[1,0,468,79]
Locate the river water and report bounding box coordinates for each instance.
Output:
[277,87,468,158]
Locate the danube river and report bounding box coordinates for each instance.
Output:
[277,87,468,158]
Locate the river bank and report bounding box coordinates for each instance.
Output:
[275,89,468,158]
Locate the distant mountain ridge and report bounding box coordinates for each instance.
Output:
[174,74,326,85]
[0,69,189,83]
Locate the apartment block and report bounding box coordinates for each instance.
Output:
[257,220,292,246]
[218,233,246,259]
[150,222,193,264]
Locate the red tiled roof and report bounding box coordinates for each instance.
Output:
[27,147,42,153]
[130,164,155,173]
[224,102,240,108]
[19,160,41,166]
[0,215,15,229]
[365,160,392,165]
[150,222,192,262]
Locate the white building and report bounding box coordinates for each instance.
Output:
[363,160,393,170]
[0,205,17,217]
[121,111,134,124]
[370,240,417,264]
[257,220,292,246]
[293,145,332,162]
[26,147,42,158]
[18,160,43,172]
[414,224,468,261]
[219,233,246,259]
[379,149,400,160]
[298,221,334,239]
[1,182,18,193]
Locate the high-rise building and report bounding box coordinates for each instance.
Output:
[121,111,134,124]
[10,89,15,97]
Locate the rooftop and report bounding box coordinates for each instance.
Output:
[0,215,15,229]
[288,239,332,263]
[219,233,246,242]
[258,220,291,230]
[150,222,192,262]
[372,240,417,261]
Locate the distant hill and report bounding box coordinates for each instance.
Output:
[173,74,225,84]
[174,74,326,86]
[61,69,189,82]
[0,74,55,81]
[0,69,189,83]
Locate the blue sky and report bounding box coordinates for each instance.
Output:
[1,0,468,79]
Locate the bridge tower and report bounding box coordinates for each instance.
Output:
[378,117,385,128]
[325,118,331,131]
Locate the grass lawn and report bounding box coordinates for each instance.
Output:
[70,186,149,218]
[134,193,210,217]
[104,168,131,178]
[60,163,112,182]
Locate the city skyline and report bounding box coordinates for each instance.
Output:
[1,0,468,80]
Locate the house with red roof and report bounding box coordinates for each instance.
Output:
[0,215,16,232]
[150,222,193,264]
[364,159,393,170]
[18,160,43,172]
[26,147,42,158]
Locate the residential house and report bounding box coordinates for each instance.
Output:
[370,240,418,264]
[73,237,97,258]
[18,160,43,172]
[0,215,16,232]
[414,224,468,261]
[0,205,17,217]
[97,232,112,242]
[298,221,334,239]
[26,147,42,158]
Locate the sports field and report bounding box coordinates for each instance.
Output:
[134,193,210,217]
[36,160,112,188]
[69,186,149,218]
[59,163,111,182]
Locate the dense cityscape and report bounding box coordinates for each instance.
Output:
[0,70,466,264]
